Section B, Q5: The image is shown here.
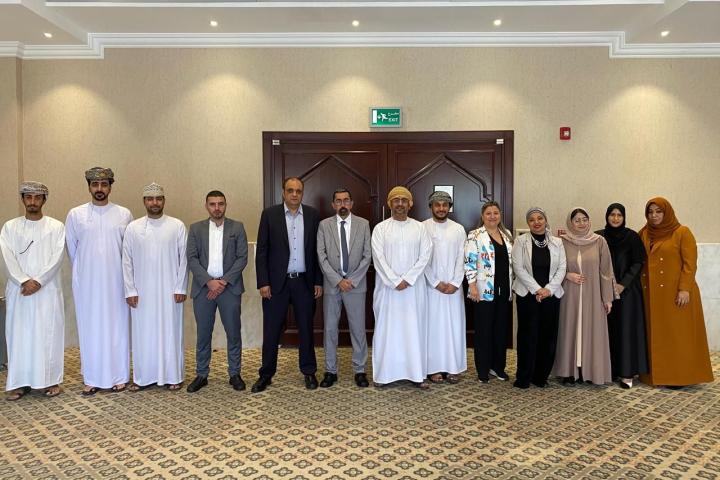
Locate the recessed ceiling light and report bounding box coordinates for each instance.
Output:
[660,30,670,37]
[493,19,502,27]
[210,20,218,27]
[43,32,53,38]
[352,20,360,27]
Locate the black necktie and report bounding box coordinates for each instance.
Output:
[340,220,349,275]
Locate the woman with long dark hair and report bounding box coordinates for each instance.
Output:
[464,201,513,384]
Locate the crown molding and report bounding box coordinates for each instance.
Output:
[0,42,23,57]
[46,0,664,7]
[5,31,720,59]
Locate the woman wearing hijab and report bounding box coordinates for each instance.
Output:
[552,208,615,386]
[512,207,567,389]
[464,201,513,384]
[597,204,648,388]
[638,198,713,388]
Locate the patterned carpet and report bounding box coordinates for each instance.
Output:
[1,348,719,480]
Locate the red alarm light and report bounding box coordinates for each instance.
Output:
[560,127,571,140]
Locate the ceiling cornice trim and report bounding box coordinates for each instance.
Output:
[0,41,23,57]
[10,31,720,59]
[46,0,664,7]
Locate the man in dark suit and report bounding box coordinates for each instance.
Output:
[252,177,323,393]
[186,190,248,393]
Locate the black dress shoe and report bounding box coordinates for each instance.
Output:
[229,374,246,391]
[186,376,208,393]
[251,376,272,393]
[354,373,369,388]
[513,380,530,389]
[319,372,337,388]
[532,381,549,388]
[305,374,318,390]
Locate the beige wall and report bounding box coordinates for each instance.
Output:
[0,58,22,287]
[1,47,717,241]
[1,47,719,350]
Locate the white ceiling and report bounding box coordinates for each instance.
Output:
[1,0,719,58]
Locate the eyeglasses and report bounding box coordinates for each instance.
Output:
[333,199,353,205]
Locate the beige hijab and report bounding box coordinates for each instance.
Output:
[560,207,601,246]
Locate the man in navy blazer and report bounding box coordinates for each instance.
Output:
[252,177,323,393]
[186,190,248,393]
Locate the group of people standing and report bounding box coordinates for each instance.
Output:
[0,167,714,401]
[512,201,713,390]
[250,182,469,392]
[2,169,194,400]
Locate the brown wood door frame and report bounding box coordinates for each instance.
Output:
[262,130,514,347]
[263,131,513,231]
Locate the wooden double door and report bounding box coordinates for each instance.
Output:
[262,131,514,346]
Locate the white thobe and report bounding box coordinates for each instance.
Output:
[423,218,467,376]
[122,216,188,386]
[371,217,432,384]
[0,216,65,391]
[66,202,133,388]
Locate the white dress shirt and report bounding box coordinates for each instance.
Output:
[207,219,224,278]
[336,213,352,274]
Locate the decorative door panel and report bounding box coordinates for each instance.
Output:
[386,142,511,232]
[276,143,386,227]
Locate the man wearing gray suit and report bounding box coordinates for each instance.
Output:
[186,190,248,393]
[316,188,372,388]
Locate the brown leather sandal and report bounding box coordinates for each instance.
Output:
[7,386,31,401]
[81,386,100,396]
[446,374,460,384]
[128,383,151,392]
[44,385,62,397]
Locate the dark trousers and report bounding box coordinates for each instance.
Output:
[193,288,242,377]
[259,276,317,378]
[473,297,511,380]
[515,294,560,386]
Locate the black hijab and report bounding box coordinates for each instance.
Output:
[603,203,631,248]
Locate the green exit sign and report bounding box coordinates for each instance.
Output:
[370,107,402,128]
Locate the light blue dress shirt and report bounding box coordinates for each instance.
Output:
[284,203,306,273]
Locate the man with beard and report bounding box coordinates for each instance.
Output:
[422,191,467,384]
[371,186,432,389]
[1,182,65,400]
[252,177,323,393]
[122,183,188,392]
[186,190,248,393]
[66,168,133,395]
[316,188,372,388]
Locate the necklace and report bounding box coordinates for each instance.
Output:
[531,234,549,248]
